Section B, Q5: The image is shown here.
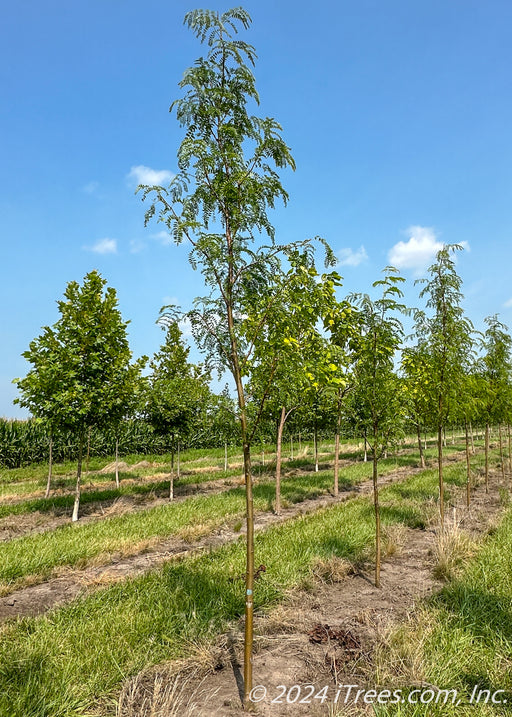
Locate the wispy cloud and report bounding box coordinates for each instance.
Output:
[82,180,99,194]
[129,239,146,254]
[127,165,174,185]
[84,238,117,255]
[151,230,172,246]
[336,245,368,267]
[388,226,443,276]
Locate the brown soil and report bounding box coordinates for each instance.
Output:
[0,463,421,623]
[115,473,506,717]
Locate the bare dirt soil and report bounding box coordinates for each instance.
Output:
[0,463,419,622]
[114,471,506,717]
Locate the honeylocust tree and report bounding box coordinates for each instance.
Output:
[478,315,512,491]
[145,317,211,498]
[346,269,407,587]
[15,271,143,520]
[14,328,64,497]
[414,245,473,526]
[246,251,344,514]
[137,8,332,700]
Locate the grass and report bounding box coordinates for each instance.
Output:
[0,468,438,717]
[0,451,492,717]
[0,459,380,592]
[371,505,512,716]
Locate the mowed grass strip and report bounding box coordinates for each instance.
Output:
[0,460,374,592]
[0,461,455,717]
[372,506,512,716]
[0,448,476,594]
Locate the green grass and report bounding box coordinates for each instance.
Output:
[372,505,512,716]
[0,454,416,592]
[0,464,444,717]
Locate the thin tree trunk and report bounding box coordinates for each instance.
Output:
[298,433,301,451]
[45,434,53,499]
[85,426,91,474]
[275,406,286,515]
[465,419,471,507]
[177,439,181,480]
[438,421,444,527]
[417,423,426,469]
[499,424,505,482]
[115,437,120,489]
[72,430,85,522]
[372,442,381,588]
[485,422,490,494]
[363,430,368,462]
[170,434,175,500]
[333,392,342,497]
[470,422,475,454]
[224,440,228,471]
[314,417,319,472]
[508,425,512,474]
[290,435,293,460]
[261,445,265,467]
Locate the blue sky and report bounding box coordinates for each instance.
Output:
[2,0,512,417]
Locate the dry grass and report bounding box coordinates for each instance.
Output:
[381,523,408,558]
[432,517,477,582]
[311,555,355,584]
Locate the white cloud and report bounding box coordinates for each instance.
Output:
[85,238,117,255]
[82,180,99,194]
[127,165,174,185]
[151,230,172,246]
[129,239,146,254]
[388,226,443,276]
[504,298,512,308]
[336,245,368,267]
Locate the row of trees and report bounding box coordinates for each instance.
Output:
[13,7,512,705]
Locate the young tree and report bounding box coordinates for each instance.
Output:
[346,268,407,587]
[413,245,473,526]
[478,315,512,492]
[15,271,143,521]
[145,318,211,498]
[137,9,329,699]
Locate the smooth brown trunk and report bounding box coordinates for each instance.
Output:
[115,437,120,489]
[372,443,381,588]
[438,422,444,527]
[470,422,475,454]
[45,434,53,499]
[417,423,425,469]
[275,406,286,515]
[465,420,471,507]
[485,422,490,493]
[499,424,505,482]
[334,396,342,497]
[508,425,512,474]
[72,430,85,522]
[314,419,319,472]
[224,441,228,471]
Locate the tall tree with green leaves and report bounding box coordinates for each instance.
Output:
[413,245,473,526]
[137,8,333,700]
[346,268,407,587]
[15,271,143,520]
[145,317,211,498]
[478,315,512,492]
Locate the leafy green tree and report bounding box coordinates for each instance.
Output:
[413,245,473,526]
[478,315,512,491]
[15,271,143,520]
[137,8,335,699]
[145,318,211,498]
[246,251,343,513]
[346,268,407,587]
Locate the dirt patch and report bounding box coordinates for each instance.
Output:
[113,473,507,717]
[0,462,428,622]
